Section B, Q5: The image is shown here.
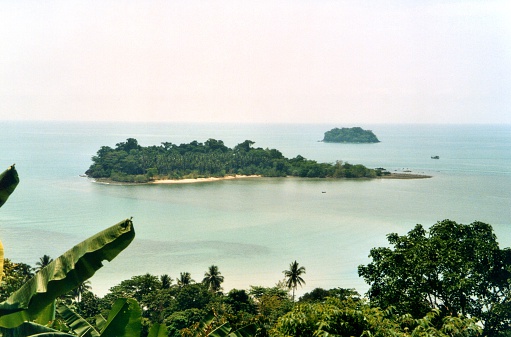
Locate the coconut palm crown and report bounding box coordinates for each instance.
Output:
[283,260,306,301]
[202,265,224,293]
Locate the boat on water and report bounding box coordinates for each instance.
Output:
[431,155,440,159]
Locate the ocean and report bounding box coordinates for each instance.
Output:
[1,122,510,297]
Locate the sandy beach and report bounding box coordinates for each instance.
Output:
[151,175,262,184]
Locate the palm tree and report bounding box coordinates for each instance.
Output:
[177,272,194,287]
[72,280,92,303]
[202,265,224,293]
[283,260,306,301]
[34,254,53,272]
[160,274,173,289]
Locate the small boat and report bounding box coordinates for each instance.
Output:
[431,156,439,159]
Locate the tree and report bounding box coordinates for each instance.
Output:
[34,254,53,272]
[105,273,161,308]
[202,265,224,294]
[0,259,34,301]
[177,272,194,287]
[299,287,359,303]
[272,297,481,337]
[160,274,173,289]
[71,280,91,304]
[283,261,306,301]
[358,219,511,337]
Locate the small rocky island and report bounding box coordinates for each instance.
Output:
[323,127,380,143]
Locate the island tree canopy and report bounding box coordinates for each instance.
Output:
[323,127,380,143]
[86,138,385,182]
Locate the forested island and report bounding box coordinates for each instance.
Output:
[85,138,390,183]
[323,127,380,143]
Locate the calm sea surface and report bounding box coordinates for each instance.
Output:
[1,122,510,297]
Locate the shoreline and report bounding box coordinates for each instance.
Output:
[150,174,262,184]
[89,172,431,185]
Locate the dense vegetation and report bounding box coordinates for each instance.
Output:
[2,217,511,336]
[358,219,511,337]
[85,138,386,183]
[1,259,483,337]
[323,127,380,143]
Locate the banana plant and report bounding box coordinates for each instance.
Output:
[0,218,135,328]
[56,299,169,337]
[0,165,20,284]
[0,165,137,336]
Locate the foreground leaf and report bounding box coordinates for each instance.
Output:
[0,165,19,284]
[0,321,75,337]
[228,324,257,337]
[0,164,19,208]
[57,302,99,337]
[0,219,135,327]
[147,322,168,337]
[99,298,141,337]
[208,323,231,337]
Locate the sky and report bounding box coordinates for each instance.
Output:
[1,1,510,124]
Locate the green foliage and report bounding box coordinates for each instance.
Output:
[299,287,360,303]
[180,310,256,337]
[283,261,306,301]
[358,219,511,336]
[0,165,20,286]
[323,126,380,143]
[100,298,142,337]
[0,260,34,302]
[56,301,99,337]
[273,298,481,337]
[85,138,380,182]
[202,266,225,294]
[0,219,135,327]
[0,165,19,208]
[0,165,139,337]
[104,273,161,308]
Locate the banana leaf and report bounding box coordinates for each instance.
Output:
[0,219,135,327]
[0,165,19,208]
[0,321,76,337]
[33,301,56,326]
[147,323,168,337]
[56,302,99,337]
[208,323,231,337]
[99,298,141,337]
[193,311,216,337]
[227,324,257,337]
[0,165,20,284]
[94,315,107,333]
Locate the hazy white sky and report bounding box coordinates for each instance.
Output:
[1,1,510,124]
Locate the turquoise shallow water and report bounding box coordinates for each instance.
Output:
[0,122,510,297]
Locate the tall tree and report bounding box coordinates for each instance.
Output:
[202,265,224,293]
[34,254,53,272]
[177,272,194,287]
[358,219,511,337]
[283,260,306,301]
[71,280,91,303]
[160,274,173,289]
